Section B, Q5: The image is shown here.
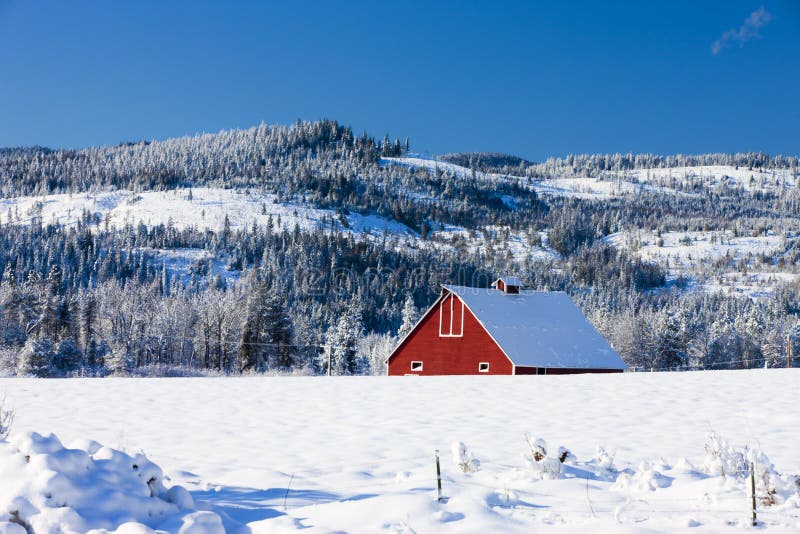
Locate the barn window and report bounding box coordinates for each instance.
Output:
[439,294,464,337]
[478,362,490,373]
[410,361,423,371]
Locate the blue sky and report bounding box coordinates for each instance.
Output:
[0,1,797,160]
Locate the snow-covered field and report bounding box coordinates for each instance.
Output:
[1,370,799,532]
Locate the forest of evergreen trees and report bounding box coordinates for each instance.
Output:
[1,120,798,376]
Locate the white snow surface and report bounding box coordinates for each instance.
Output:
[383,157,798,200]
[426,224,558,264]
[626,166,798,193]
[607,231,786,268]
[605,230,798,297]
[381,155,690,199]
[0,432,230,534]
[444,286,626,370]
[0,188,415,238]
[3,370,798,532]
[532,177,688,199]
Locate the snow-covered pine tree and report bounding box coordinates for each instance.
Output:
[80,294,98,365]
[53,338,82,376]
[397,295,418,339]
[655,309,689,369]
[17,337,54,377]
[263,292,296,370]
[326,298,364,375]
[104,341,135,375]
[239,275,268,372]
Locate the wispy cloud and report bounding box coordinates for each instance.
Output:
[711,6,772,55]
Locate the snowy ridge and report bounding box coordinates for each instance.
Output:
[381,155,690,199]
[383,156,798,200]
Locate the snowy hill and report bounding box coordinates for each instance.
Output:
[625,165,798,193]
[1,370,799,532]
[383,156,800,200]
[0,186,559,266]
[0,187,416,237]
[606,230,799,297]
[1,120,799,377]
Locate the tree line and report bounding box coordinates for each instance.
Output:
[1,119,798,376]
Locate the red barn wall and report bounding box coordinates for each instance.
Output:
[387,293,514,376]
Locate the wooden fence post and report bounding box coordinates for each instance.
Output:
[435,449,443,502]
[750,461,757,527]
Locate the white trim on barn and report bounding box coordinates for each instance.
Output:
[438,293,464,337]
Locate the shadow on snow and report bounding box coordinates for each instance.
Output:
[191,485,378,524]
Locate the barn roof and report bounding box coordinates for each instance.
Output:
[443,285,627,370]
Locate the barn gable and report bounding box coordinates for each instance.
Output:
[385,289,514,376]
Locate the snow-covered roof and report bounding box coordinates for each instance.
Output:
[493,276,522,287]
[443,285,626,369]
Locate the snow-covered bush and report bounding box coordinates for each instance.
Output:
[524,436,569,480]
[595,445,616,472]
[0,432,227,533]
[527,436,547,462]
[703,431,792,506]
[747,448,788,506]
[451,441,480,473]
[703,432,747,478]
[557,446,574,464]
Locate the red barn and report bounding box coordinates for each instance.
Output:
[386,277,627,376]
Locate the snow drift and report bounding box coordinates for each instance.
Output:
[0,432,232,534]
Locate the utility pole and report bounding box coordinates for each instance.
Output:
[788,334,793,369]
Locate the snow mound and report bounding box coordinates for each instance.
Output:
[611,461,672,493]
[0,432,227,534]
